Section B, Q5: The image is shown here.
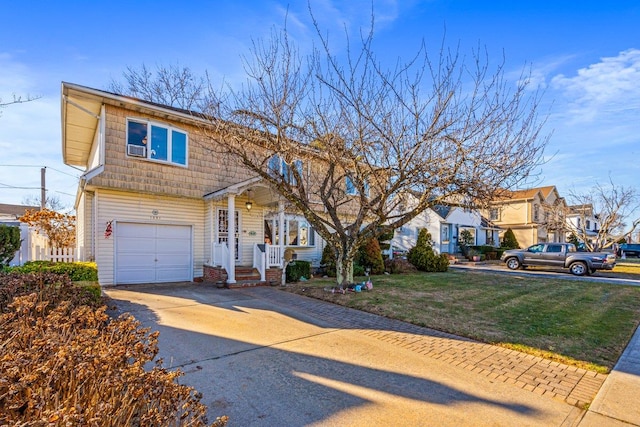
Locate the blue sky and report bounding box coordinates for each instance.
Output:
[1,1,639,212]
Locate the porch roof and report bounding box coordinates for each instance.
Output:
[204,176,269,200]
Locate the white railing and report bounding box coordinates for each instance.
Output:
[212,243,230,273]
[266,244,283,267]
[253,244,266,282]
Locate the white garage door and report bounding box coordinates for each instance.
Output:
[115,223,192,284]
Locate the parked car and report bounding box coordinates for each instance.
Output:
[500,243,616,276]
[618,243,640,258]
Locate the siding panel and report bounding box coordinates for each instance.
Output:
[94,189,205,285]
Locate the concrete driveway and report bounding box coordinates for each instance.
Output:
[104,283,589,427]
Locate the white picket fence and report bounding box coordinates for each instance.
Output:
[33,246,76,263]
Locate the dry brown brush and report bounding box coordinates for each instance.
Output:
[0,273,227,426]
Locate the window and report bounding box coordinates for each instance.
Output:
[127,119,188,166]
[345,175,357,196]
[441,225,450,243]
[546,244,563,253]
[217,209,240,260]
[586,220,591,230]
[529,244,544,253]
[345,174,369,197]
[489,208,500,221]
[268,155,303,185]
[485,230,494,245]
[265,217,315,247]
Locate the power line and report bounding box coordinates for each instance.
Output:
[0,182,41,190]
[0,164,81,178]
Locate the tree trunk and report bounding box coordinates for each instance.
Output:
[336,252,354,287]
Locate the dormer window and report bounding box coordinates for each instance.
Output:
[127,118,188,166]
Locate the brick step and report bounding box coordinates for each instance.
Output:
[235,268,261,281]
[226,280,268,289]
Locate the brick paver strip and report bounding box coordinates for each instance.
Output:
[262,288,607,408]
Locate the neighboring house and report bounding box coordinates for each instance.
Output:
[62,82,326,286]
[565,204,600,246]
[391,195,500,255]
[487,185,567,248]
[0,203,33,266]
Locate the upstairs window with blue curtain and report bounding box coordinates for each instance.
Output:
[268,154,303,185]
[126,118,188,166]
[345,174,369,196]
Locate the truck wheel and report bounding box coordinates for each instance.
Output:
[506,257,521,270]
[569,262,587,276]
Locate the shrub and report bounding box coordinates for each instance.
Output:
[357,238,385,275]
[0,224,21,266]
[0,271,102,313]
[286,260,311,282]
[7,261,98,281]
[384,257,418,274]
[475,245,499,260]
[320,243,369,279]
[320,245,337,277]
[501,228,520,249]
[407,229,449,272]
[568,233,581,247]
[0,272,228,426]
[353,264,365,277]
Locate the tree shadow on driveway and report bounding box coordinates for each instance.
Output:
[103,283,575,426]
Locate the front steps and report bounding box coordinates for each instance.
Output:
[203,265,283,288]
[228,267,265,288]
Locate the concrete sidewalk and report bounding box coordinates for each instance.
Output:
[579,324,640,426]
[103,283,640,426]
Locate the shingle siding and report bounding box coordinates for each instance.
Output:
[88,105,248,199]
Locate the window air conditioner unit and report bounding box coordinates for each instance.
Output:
[127,144,146,157]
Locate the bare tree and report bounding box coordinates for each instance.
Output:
[567,180,640,251]
[22,194,68,212]
[108,63,206,111]
[0,93,41,117]
[540,198,569,242]
[110,17,548,286]
[198,19,547,285]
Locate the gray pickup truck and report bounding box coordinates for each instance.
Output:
[501,243,616,276]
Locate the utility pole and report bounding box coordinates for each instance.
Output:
[40,167,46,211]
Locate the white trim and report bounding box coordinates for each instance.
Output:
[125,117,189,167]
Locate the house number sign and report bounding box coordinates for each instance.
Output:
[151,209,161,220]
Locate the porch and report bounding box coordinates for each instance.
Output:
[203,176,307,287]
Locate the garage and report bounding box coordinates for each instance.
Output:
[115,222,193,284]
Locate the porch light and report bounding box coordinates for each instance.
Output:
[246,188,254,211]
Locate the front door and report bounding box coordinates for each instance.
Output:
[217,209,240,262]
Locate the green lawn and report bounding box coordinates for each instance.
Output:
[283,270,640,373]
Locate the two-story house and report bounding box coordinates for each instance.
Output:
[487,185,567,248]
[565,204,600,246]
[62,82,326,286]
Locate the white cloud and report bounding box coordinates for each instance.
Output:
[550,48,640,122]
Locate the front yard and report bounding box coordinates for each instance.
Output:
[282,268,640,373]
